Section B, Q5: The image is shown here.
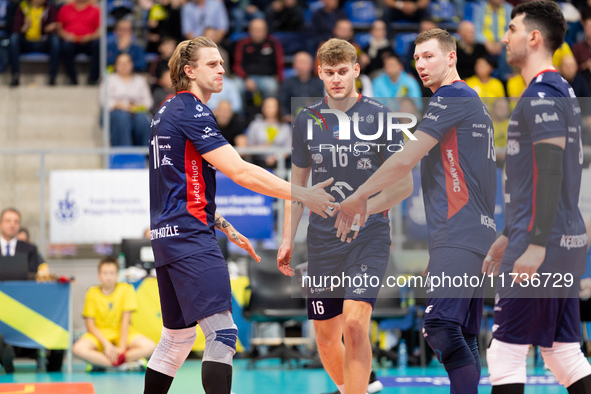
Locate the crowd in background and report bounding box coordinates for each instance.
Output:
[2,0,591,162]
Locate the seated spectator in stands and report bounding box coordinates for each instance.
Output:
[372,54,422,111]
[9,0,59,86]
[246,96,291,168]
[473,0,513,80]
[57,0,100,85]
[214,99,247,147]
[383,0,430,22]
[465,56,505,106]
[181,0,228,43]
[279,51,324,123]
[148,36,176,85]
[101,54,153,146]
[266,0,303,33]
[228,0,266,34]
[150,65,174,114]
[107,17,146,72]
[455,20,487,79]
[72,257,156,371]
[362,19,395,77]
[146,0,184,53]
[233,18,284,100]
[573,9,591,84]
[560,54,591,99]
[506,67,525,109]
[309,0,346,51]
[207,75,243,113]
[553,42,575,71]
[491,97,509,166]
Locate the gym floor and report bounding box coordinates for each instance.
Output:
[0,358,569,394]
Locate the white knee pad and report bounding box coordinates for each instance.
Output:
[541,342,591,387]
[199,310,237,366]
[147,326,196,377]
[487,339,529,385]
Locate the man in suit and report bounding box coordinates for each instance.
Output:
[0,207,50,373]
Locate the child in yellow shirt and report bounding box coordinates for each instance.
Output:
[72,257,155,370]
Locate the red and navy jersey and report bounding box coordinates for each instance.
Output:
[418,81,497,255]
[149,91,229,267]
[503,70,587,273]
[292,95,403,242]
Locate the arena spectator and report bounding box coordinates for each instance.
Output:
[465,56,506,101]
[455,20,487,79]
[56,0,100,85]
[146,0,184,53]
[552,41,575,71]
[233,18,284,100]
[560,54,591,99]
[228,0,266,34]
[362,19,395,77]
[266,0,303,33]
[309,0,346,50]
[382,0,430,22]
[490,97,510,165]
[151,65,174,114]
[100,53,153,146]
[181,0,228,43]
[246,96,291,168]
[9,0,59,86]
[278,51,324,123]
[573,9,591,83]
[72,256,156,371]
[148,36,176,86]
[372,54,422,110]
[214,99,247,147]
[107,17,146,72]
[473,0,513,80]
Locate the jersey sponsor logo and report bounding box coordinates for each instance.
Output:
[573,105,581,115]
[161,155,173,166]
[568,87,576,98]
[202,126,218,139]
[507,131,521,137]
[506,139,520,156]
[159,144,171,150]
[504,193,510,203]
[472,123,487,129]
[312,153,323,164]
[441,128,469,219]
[356,158,372,169]
[158,106,166,114]
[352,288,366,295]
[559,234,588,250]
[429,99,447,110]
[480,215,496,231]
[536,74,545,83]
[151,118,161,127]
[194,112,211,118]
[508,120,519,126]
[366,114,375,123]
[530,99,555,107]
[150,225,180,240]
[425,305,433,313]
[196,104,203,112]
[363,98,384,108]
[185,142,208,225]
[568,127,577,133]
[534,112,559,124]
[314,167,328,173]
[423,112,439,121]
[472,132,484,138]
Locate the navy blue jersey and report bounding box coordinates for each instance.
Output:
[503,70,587,274]
[418,81,497,255]
[292,95,404,243]
[149,91,229,267]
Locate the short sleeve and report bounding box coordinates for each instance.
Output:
[418,95,467,142]
[291,110,311,168]
[120,283,138,312]
[179,104,229,155]
[82,287,97,318]
[521,96,567,142]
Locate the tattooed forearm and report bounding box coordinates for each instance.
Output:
[292,201,304,208]
[214,212,232,230]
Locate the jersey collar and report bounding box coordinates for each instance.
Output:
[532,69,558,80]
[176,90,201,102]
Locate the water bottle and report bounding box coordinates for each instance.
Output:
[398,339,408,368]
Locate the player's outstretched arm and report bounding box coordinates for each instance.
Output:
[203,145,337,217]
[336,130,437,232]
[277,165,311,276]
[215,212,261,262]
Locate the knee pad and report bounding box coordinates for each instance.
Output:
[423,320,476,371]
[147,326,196,377]
[199,310,237,366]
[487,339,529,386]
[541,342,591,387]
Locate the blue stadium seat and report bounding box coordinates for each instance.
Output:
[463,1,477,22]
[394,32,418,57]
[354,32,372,49]
[109,154,147,169]
[272,31,307,55]
[229,31,249,43]
[344,0,377,28]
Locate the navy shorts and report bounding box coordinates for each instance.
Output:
[306,234,391,320]
[155,249,231,329]
[423,247,486,335]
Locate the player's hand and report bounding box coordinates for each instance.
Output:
[277,240,294,276]
[335,191,368,234]
[336,213,368,243]
[302,177,339,218]
[482,235,508,276]
[226,228,261,262]
[511,244,545,284]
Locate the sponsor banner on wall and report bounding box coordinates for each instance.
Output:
[50,170,149,243]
